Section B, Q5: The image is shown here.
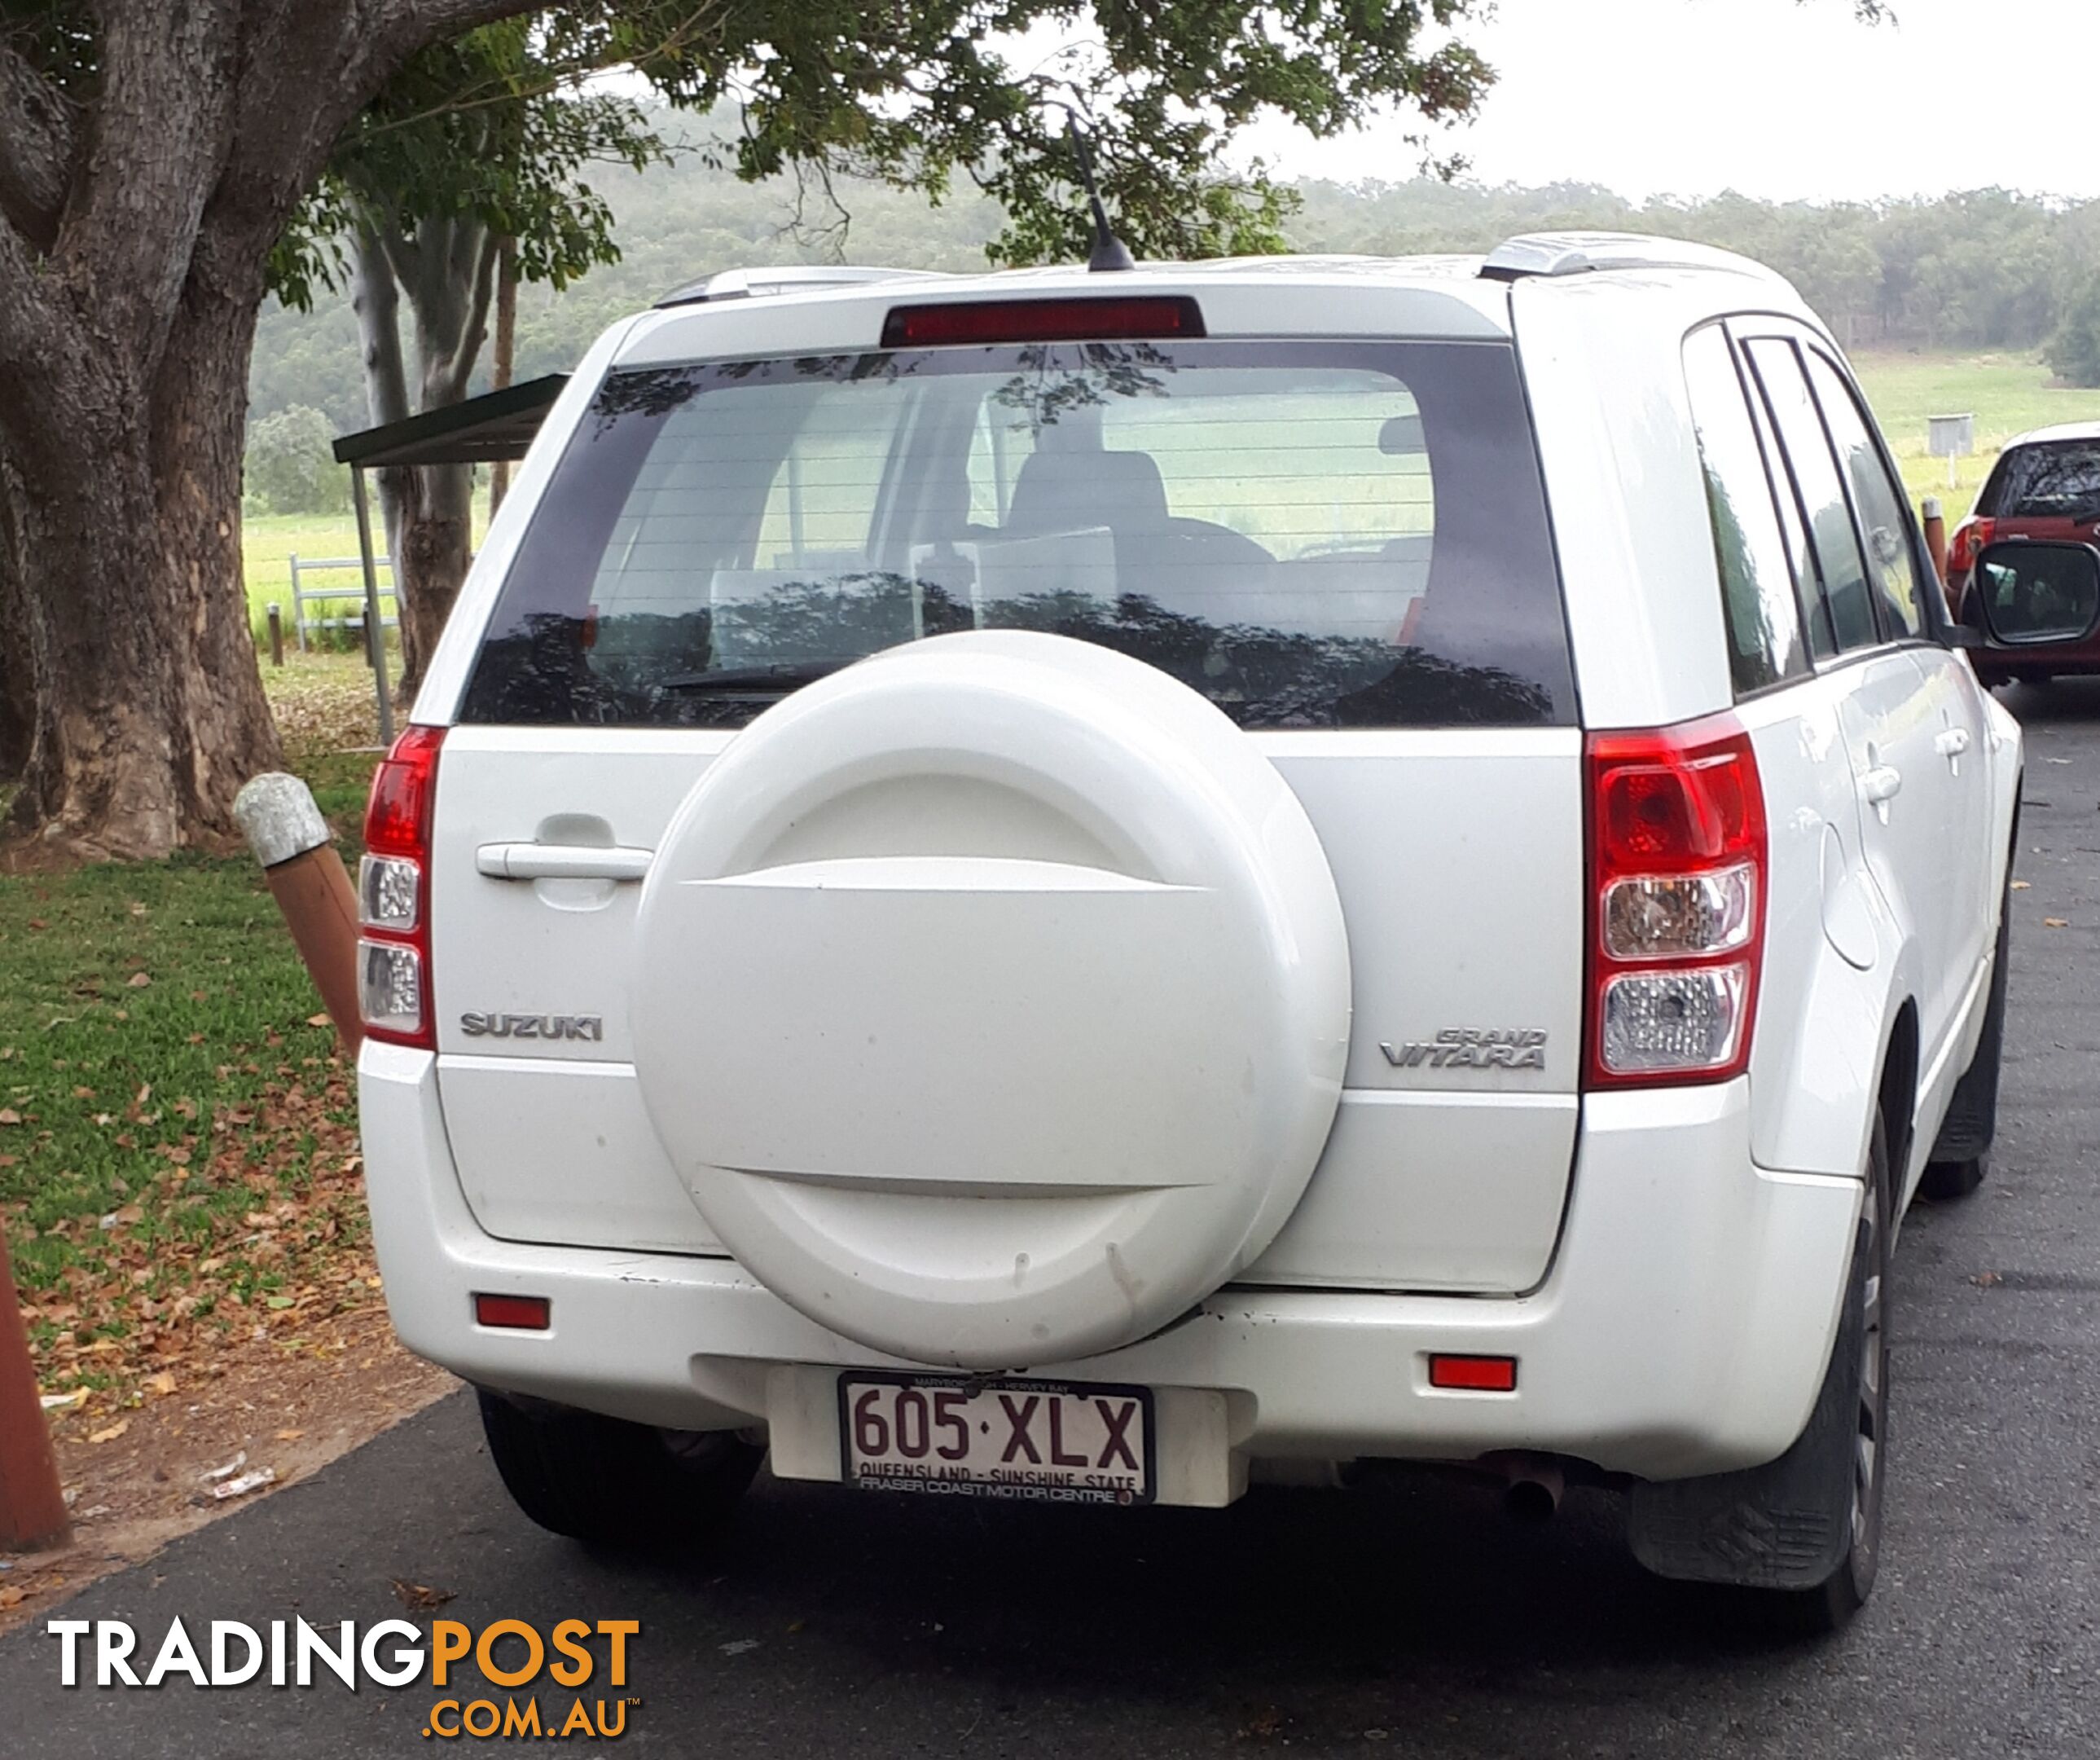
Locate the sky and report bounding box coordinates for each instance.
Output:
[1230,0,2100,203]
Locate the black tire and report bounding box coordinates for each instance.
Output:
[476,1388,762,1550]
[1628,1117,1891,1633]
[1921,881,2010,1201]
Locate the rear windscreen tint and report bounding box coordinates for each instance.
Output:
[461,337,1572,730]
[1984,441,2100,518]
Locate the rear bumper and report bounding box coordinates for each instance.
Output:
[360,1044,1860,1494]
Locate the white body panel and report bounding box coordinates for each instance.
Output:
[368,240,2027,1493]
[427,726,1585,1297]
[365,1044,1856,1486]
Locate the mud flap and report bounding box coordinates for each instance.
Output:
[1931,904,2009,1165]
[1627,1208,1867,1591]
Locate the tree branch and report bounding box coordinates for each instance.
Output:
[350,222,412,430]
[54,3,241,361]
[356,0,551,85]
[0,39,76,249]
[376,213,423,297]
[447,222,502,403]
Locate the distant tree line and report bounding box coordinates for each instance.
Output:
[1288,179,2100,372]
[246,152,2100,462]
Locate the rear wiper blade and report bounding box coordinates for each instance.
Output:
[657,662,850,693]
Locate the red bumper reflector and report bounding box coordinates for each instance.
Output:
[474,1293,551,1331]
[880,296,1205,350]
[1429,1353,1518,1392]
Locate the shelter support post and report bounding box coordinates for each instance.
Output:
[351,464,395,746]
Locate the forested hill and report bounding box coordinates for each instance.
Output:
[252,121,2100,436]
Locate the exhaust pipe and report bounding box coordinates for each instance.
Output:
[1483,1451,1564,1525]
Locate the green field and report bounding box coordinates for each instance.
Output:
[241,493,489,644]
[1852,350,2100,517]
[235,352,2100,627]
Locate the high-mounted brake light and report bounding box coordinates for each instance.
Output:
[880,296,1205,350]
[358,724,445,1049]
[1948,516,1996,576]
[1585,712,1767,1089]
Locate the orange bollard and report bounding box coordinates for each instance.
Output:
[0,1212,71,1553]
[234,774,364,1058]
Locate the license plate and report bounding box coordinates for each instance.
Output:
[838,1373,1154,1506]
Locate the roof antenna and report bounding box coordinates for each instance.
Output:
[1065,118,1135,273]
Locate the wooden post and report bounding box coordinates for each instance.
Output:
[0,1212,71,1553]
[234,775,365,1058]
[266,602,284,667]
[1922,497,1948,585]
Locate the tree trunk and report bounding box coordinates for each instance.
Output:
[351,222,411,578]
[362,211,499,699]
[0,0,544,856]
[0,297,281,858]
[489,233,519,517]
[393,460,476,692]
[0,459,32,782]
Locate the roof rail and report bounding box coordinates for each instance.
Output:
[654,265,945,310]
[1479,232,1786,284]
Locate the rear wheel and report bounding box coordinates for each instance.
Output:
[1628,1117,1891,1632]
[477,1389,762,1550]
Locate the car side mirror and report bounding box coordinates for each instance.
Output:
[1970,539,2100,649]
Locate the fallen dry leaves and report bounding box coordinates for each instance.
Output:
[10,1059,380,1407]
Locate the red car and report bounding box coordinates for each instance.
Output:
[1950,422,2100,684]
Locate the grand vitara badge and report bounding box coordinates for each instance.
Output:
[1380,1028,1547,1071]
[459,1012,604,1042]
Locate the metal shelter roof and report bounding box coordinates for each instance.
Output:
[331,374,569,469]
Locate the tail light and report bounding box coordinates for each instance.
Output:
[358,725,445,1049]
[1585,712,1766,1088]
[1948,516,1995,576]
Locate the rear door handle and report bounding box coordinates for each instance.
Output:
[1934,728,1971,760]
[476,843,652,882]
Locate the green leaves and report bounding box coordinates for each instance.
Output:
[272,2,1504,304]
[278,16,670,308]
[715,1,1497,265]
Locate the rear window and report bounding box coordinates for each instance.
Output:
[462,337,1573,730]
[1983,441,2100,519]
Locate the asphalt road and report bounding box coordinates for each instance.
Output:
[4,680,2098,1758]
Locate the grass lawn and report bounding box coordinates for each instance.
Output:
[240,486,489,644]
[0,660,385,1401]
[1851,349,2100,518]
[240,511,384,642]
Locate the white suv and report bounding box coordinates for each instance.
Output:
[355,235,2081,1628]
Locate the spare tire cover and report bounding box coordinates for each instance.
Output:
[631,631,1351,1368]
